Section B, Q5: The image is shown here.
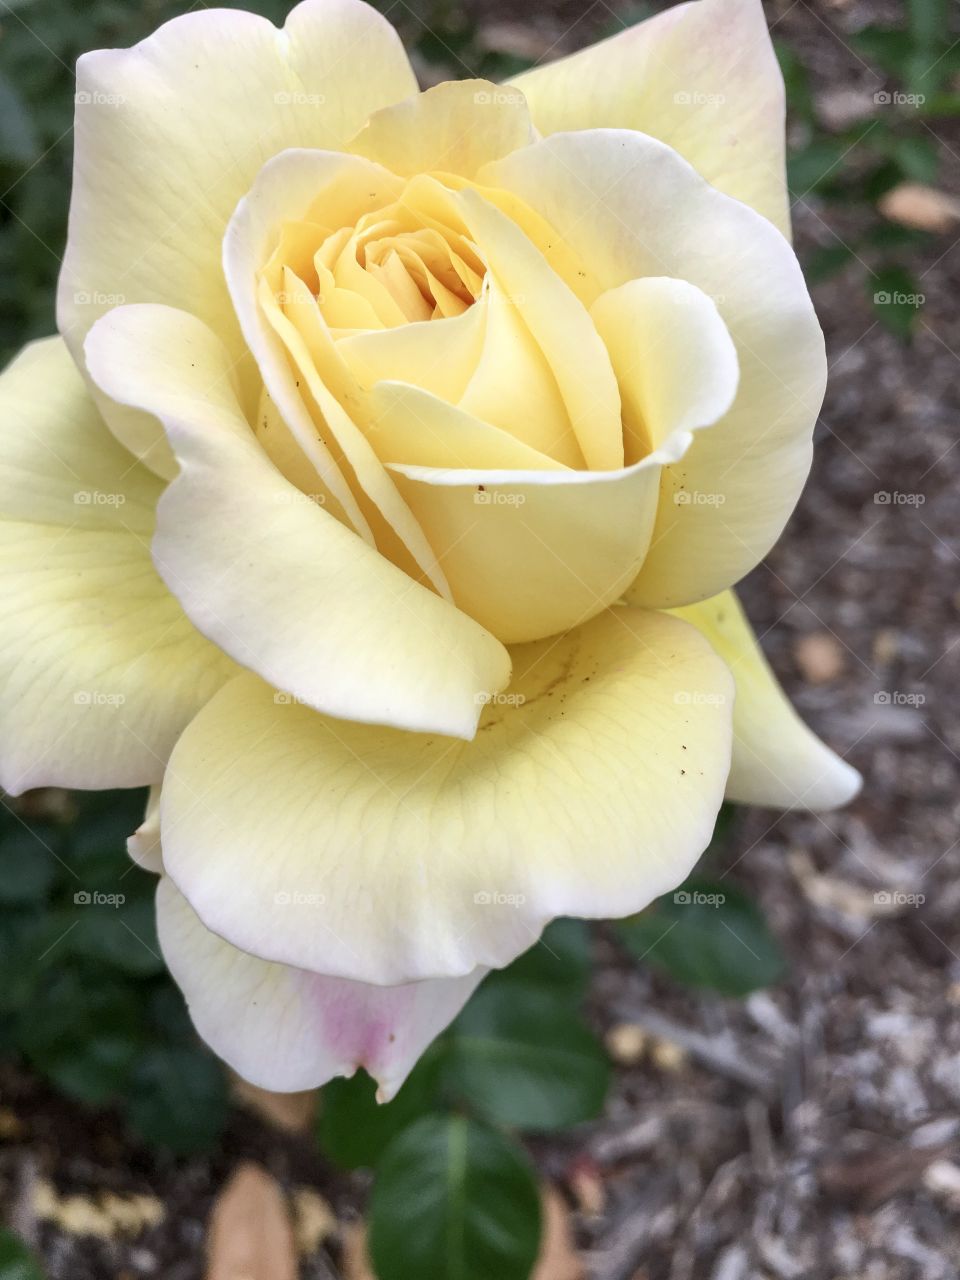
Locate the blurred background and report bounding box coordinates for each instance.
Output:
[1,1,959,1278]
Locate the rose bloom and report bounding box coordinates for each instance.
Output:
[0,0,860,1097]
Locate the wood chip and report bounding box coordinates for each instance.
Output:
[604,1022,648,1065]
[533,1187,584,1280]
[794,631,845,684]
[205,1163,297,1280]
[878,183,960,234]
[291,1187,337,1256]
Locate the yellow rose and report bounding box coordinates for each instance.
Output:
[0,0,860,1095]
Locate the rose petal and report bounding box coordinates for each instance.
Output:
[58,0,417,471]
[0,338,236,792]
[157,877,485,1097]
[509,0,790,236]
[160,608,733,985]
[670,590,862,809]
[84,304,511,739]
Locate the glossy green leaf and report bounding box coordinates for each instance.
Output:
[317,1051,442,1170]
[443,980,609,1131]
[368,1116,541,1280]
[0,1229,45,1280]
[871,265,925,339]
[126,1046,228,1155]
[617,878,786,997]
[496,918,592,994]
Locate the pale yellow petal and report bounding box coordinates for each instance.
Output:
[483,131,825,606]
[0,338,237,793]
[388,444,682,643]
[670,590,861,810]
[590,276,739,463]
[158,877,485,1098]
[128,785,162,873]
[84,305,511,739]
[58,0,416,469]
[509,0,790,236]
[161,609,733,985]
[349,79,534,179]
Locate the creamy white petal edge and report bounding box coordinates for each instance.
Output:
[83,304,511,739]
[509,0,790,236]
[481,131,826,608]
[160,608,734,985]
[157,877,486,1097]
[0,337,237,793]
[672,590,862,810]
[58,0,418,473]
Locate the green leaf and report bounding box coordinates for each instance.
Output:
[368,1116,541,1280]
[804,244,856,285]
[852,27,914,80]
[0,1229,45,1280]
[16,971,145,1104]
[317,1052,442,1170]
[616,878,786,997]
[907,0,948,54]
[871,264,925,339]
[443,980,609,1131]
[787,139,850,196]
[68,897,164,977]
[126,1045,228,1155]
[0,73,39,167]
[891,135,939,184]
[495,918,592,994]
[0,825,58,905]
